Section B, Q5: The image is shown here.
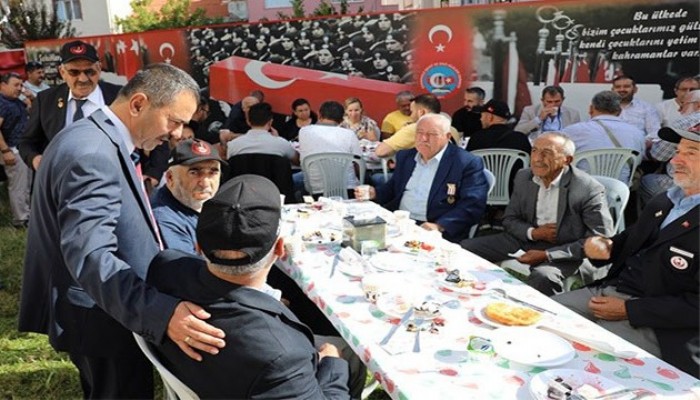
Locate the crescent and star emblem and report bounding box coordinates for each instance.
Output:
[243,60,297,89]
[428,25,453,52]
[159,43,175,63]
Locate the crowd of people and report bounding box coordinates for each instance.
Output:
[1,39,697,399]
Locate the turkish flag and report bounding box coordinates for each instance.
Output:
[114,34,143,78]
[138,30,190,74]
[412,9,471,114]
[209,56,409,124]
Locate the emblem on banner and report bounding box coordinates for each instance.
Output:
[420,63,461,98]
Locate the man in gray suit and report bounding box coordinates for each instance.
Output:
[515,86,581,141]
[18,64,226,399]
[461,133,614,295]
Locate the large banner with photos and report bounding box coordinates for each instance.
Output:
[24,0,699,122]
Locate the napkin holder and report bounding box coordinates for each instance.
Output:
[343,215,386,251]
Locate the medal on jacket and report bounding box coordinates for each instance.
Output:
[446,183,456,204]
[57,98,64,109]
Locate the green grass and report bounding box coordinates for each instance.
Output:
[0,184,389,399]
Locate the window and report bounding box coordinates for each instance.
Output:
[54,0,82,21]
[264,0,291,8]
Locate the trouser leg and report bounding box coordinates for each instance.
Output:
[68,351,154,399]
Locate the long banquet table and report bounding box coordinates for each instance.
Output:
[276,199,700,399]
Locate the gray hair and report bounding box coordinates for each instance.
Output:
[591,91,622,115]
[118,63,200,108]
[207,245,277,277]
[417,113,451,135]
[395,90,413,102]
[538,132,576,157]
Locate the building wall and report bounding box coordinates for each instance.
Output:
[248,0,399,22]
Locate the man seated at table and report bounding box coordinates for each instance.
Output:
[226,102,299,165]
[552,122,699,378]
[148,175,363,398]
[380,90,413,139]
[461,133,614,295]
[357,113,488,243]
[514,85,581,141]
[152,139,226,254]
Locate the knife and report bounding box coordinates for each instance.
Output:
[329,254,340,278]
[380,307,414,346]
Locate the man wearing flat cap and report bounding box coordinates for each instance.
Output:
[148,175,361,399]
[553,120,700,378]
[19,40,122,171]
[151,139,227,254]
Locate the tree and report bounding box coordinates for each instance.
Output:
[116,0,223,33]
[0,0,76,49]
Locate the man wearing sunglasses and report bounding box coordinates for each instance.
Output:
[18,40,122,171]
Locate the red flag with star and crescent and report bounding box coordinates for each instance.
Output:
[412,9,472,114]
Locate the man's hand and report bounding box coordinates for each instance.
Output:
[318,343,341,360]
[539,106,558,120]
[531,223,557,243]
[517,249,548,266]
[167,301,226,361]
[420,222,443,232]
[270,126,279,137]
[31,155,42,170]
[2,151,16,166]
[353,185,376,200]
[588,296,627,320]
[584,236,612,260]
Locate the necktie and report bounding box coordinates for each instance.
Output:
[131,151,164,250]
[73,99,88,122]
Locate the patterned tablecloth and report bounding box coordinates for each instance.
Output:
[277,200,700,400]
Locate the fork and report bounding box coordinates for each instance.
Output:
[412,318,424,353]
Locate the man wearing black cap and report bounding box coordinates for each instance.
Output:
[22,61,50,98]
[152,139,226,254]
[553,122,699,377]
[18,40,122,171]
[466,99,532,155]
[148,175,355,399]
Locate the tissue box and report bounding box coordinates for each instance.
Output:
[343,215,387,251]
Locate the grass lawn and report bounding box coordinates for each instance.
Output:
[0,184,389,399]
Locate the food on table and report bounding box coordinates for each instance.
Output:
[302,230,338,244]
[413,301,441,318]
[484,301,541,326]
[403,240,435,252]
[445,269,486,290]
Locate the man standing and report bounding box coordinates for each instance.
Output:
[553,122,699,378]
[22,61,50,98]
[515,86,581,140]
[18,40,122,171]
[380,90,413,139]
[149,175,356,399]
[563,91,645,183]
[451,86,485,138]
[360,114,488,243]
[0,73,30,227]
[152,139,226,254]
[461,133,614,295]
[467,99,532,154]
[18,64,226,399]
[656,76,699,127]
[612,75,661,139]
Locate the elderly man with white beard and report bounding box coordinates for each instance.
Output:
[151,138,227,254]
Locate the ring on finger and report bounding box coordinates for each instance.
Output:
[184,335,191,344]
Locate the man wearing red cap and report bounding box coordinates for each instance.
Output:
[18,40,122,171]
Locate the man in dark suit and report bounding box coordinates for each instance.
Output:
[461,133,614,295]
[149,175,353,399]
[553,123,699,377]
[359,113,489,243]
[18,64,226,399]
[18,40,122,171]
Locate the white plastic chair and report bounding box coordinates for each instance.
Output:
[468,168,496,238]
[573,148,641,187]
[470,149,530,206]
[593,175,630,234]
[302,152,366,199]
[133,333,199,400]
[380,155,395,183]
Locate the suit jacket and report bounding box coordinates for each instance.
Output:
[515,104,581,135]
[18,81,122,168]
[18,109,179,356]
[376,144,488,242]
[502,167,614,261]
[149,250,351,400]
[597,192,698,376]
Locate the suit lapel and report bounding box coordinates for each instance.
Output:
[428,145,454,207]
[524,177,539,224]
[555,169,572,224]
[56,85,69,131]
[650,205,699,249]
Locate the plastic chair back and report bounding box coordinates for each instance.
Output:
[302,152,366,199]
[467,168,496,238]
[573,148,641,186]
[133,333,199,400]
[593,175,630,234]
[471,149,530,206]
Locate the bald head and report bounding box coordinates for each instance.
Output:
[242,96,260,114]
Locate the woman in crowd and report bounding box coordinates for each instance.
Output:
[340,97,380,141]
[280,98,317,140]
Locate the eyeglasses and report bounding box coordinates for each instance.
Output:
[65,68,99,77]
[416,131,444,138]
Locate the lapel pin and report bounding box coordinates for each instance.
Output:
[57,98,64,109]
[682,221,690,228]
[654,210,663,217]
[446,183,456,204]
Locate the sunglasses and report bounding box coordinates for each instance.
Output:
[65,68,99,77]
